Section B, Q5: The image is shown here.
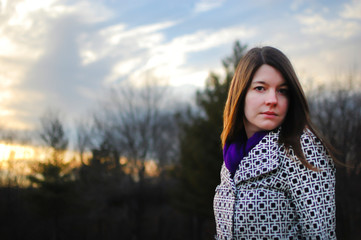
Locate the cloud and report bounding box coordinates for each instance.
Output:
[105,57,143,84]
[341,0,361,20]
[124,24,254,86]
[138,25,255,85]
[296,13,361,39]
[1,0,360,132]
[78,21,176,66]
[244,2,361,85]
[0,0,51,129]
[77,20,179,87]
[0,0,114,129]
[290,0,306,11]
[194,0,226,13]
[79,17,254,87]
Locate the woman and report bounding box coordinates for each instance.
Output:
[214,46,336,239]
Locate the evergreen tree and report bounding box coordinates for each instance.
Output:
[174,41,247,238]
[27,111,75,240]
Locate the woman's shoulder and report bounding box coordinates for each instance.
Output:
[299,128,335,170]
[300,128,322,147]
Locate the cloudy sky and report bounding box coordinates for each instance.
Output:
[1,0,360,131]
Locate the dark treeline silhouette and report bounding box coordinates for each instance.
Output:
[0,41,360,240]
[307,80,361,239]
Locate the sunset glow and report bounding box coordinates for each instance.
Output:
[0,142,35,161]
[0,142,159,184]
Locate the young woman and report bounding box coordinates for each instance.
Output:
[214,46,336,239]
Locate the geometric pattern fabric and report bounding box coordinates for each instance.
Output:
[214,128,336,239]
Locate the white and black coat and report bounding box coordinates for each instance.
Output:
[214,128,336,239]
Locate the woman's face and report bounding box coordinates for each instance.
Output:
[243,64,289,138]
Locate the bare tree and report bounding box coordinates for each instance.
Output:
[307,73,361,238]
[307,77,361,171]
[74,118,92,165]
[92,79,177,181]
[90,79,179,239]
[38,109,68,164]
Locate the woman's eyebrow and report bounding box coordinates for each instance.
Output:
[251,81,288,86]
[251,80,266,84]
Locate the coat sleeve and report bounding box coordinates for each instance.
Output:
[286,131,336,239]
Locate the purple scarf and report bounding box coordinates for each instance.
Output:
[223,131,268,176]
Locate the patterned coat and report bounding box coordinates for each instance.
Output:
[213,128,336,239]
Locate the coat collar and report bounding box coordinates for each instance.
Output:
[234,128,281,184]
[221,128,282,186]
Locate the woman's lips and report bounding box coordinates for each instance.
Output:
[262,111,277,116]
[262,111,277,118]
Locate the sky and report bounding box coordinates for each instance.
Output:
[0,0,360,131]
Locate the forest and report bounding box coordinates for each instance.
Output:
[0,41,360,240]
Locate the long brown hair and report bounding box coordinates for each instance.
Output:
[221,46,331,171]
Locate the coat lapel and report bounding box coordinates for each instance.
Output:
[220,162,233,187]
[233,129,281,185]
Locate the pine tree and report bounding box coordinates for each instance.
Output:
[174,41,247,238]
[27,111,74,239]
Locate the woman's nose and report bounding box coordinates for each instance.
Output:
[265,91,278,105]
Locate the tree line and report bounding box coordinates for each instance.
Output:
[0,41,360,239]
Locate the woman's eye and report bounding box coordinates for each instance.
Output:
[255,86,264,91]
[278,88,289,95]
